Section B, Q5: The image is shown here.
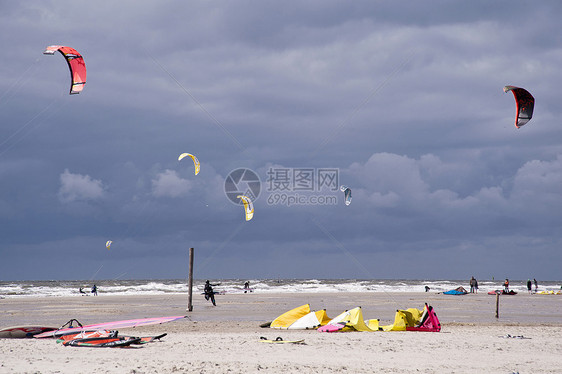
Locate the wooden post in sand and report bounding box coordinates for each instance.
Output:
[187,247,194,312]
[495,292,500,318]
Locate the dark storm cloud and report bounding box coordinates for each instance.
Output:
[1,1,561,281]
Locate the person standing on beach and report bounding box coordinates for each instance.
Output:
[503,279,509,292]
[470,277,477,293]
[527,279,532,294]
[534,278,538,293]
[91,284,98,296]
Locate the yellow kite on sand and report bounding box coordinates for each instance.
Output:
[537,290,561,295]
[323,304,440,332]
[270,304,331,330]
[270,303,440,332]
[323,307,379,332]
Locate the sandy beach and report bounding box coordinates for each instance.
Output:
[1,292,562,373]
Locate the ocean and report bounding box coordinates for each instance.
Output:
[1,278,560,298]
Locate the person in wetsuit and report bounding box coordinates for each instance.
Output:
[243,281,253,293]
[204,280,219,306]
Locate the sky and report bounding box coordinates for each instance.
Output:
[1,1,562,281]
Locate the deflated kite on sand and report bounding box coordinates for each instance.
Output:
[269,303,440,332]
[269,304,331,330]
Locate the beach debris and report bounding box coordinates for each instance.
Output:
[499,334,531,339]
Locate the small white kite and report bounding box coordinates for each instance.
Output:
[340,185,352,206]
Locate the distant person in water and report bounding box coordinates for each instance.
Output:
[79,287,86,295]
[91,284,98,296]
[204,280,219,306]
[527,279,532,294]
[243,281,253,293]
[425,286,430,292]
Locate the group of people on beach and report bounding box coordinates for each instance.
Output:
[79,284,98,296]
[526,278,538,294]
[468,277,540,294]
[504,278,538,293]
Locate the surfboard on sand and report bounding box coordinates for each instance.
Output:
[34,316,186,338]
[56,330,116,343]
[259,336,305,344]
[63,336,142,347]
[0,326,57,339]
[121,333,167,344]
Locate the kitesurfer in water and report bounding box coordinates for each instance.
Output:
[91,284,98,296]
[243,281,253,293]
[79,287,86,295]
[204,280,219,306]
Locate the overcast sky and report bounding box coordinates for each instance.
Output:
[1,1,561,281]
